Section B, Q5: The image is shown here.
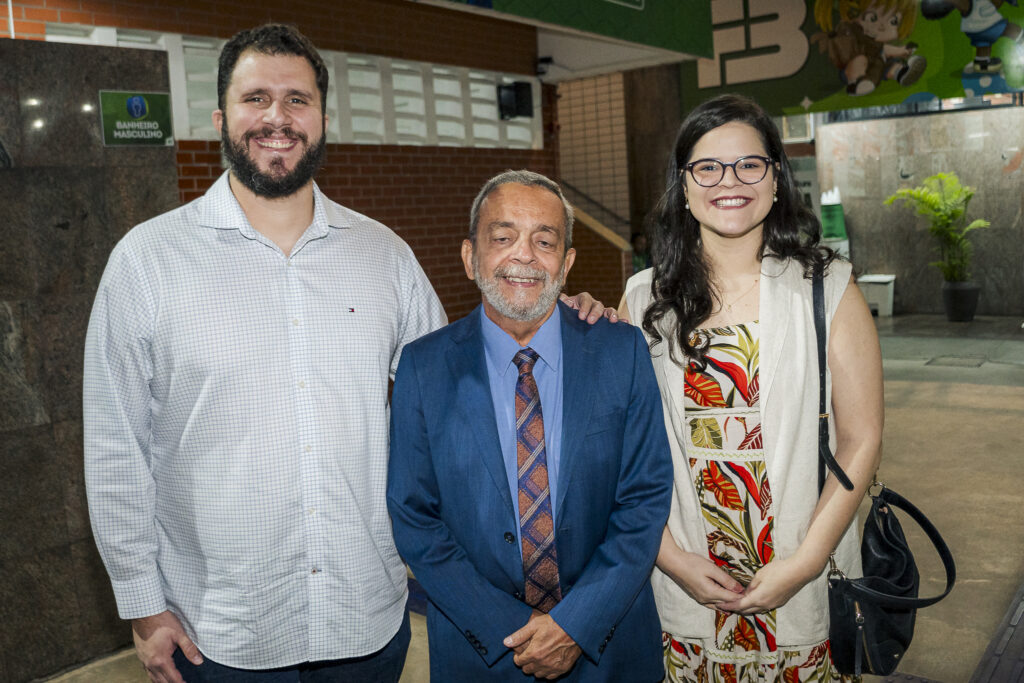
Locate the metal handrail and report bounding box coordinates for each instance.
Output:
[559,179,632,233]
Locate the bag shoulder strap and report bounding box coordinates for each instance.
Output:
[814,264,956,608]
[813,263,854,492]
[834,486,958,609]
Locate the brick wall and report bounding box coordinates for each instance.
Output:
[177,140,562,320]
[180,140,632,319]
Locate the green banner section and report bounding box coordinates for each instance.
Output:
[681,1,1024,116]
[436,0,712,58]
[100,91,174,147]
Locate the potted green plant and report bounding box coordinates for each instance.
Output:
[885,172,991,322]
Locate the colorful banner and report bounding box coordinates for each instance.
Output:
[681,0,1024,116]
[429,0,713,58]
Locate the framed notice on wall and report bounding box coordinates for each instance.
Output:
[99,91,174,146]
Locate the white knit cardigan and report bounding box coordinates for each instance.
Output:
[624,257,862,646]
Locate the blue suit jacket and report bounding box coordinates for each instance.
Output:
[387,302,672,681]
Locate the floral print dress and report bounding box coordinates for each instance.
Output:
[663,322,845,683]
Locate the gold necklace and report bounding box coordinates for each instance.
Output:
[723,277,759,312]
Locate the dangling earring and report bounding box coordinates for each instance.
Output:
[773,193,777,203]
[685,201,690,210]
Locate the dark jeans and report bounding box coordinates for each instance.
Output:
[172,610,411,683]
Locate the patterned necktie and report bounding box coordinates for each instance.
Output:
[513,347,561,612]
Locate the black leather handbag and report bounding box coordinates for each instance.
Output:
[812,266,956,676]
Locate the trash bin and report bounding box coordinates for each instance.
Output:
[857,274,896,317]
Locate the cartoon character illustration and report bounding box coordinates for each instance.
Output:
[813,0,928,94]
[922,0,1023,73]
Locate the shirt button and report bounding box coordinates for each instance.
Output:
[308,508,316,515]
[298,380,306,388]
[304,445,312,453]
[504,532,515,544]
[311,567,319,574]
[292,318,300,326]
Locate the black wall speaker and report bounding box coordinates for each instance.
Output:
[498,82,533,120]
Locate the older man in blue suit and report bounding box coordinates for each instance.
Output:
[387,170,672,681]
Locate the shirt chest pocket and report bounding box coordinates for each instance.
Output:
[310,299,399,375]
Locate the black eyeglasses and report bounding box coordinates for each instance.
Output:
[684,155,773,187]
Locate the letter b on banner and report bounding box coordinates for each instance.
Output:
[698,0,808,88]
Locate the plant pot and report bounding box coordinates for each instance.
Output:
[941,281,981,322]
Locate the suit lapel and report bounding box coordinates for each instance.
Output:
[446,308,515,516]
[555,308,596,517]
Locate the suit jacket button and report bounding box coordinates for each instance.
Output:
[514,591,522,599]
[480,646,488,655]
[598,643,606,653]
[465,629,473,637]
[504,532,515,544]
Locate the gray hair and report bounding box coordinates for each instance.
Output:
[468,170,574,250]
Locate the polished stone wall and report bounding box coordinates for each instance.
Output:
[0,40,178,682]
[816,109,1024,316]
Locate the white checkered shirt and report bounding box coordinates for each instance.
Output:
[83,172,446,669]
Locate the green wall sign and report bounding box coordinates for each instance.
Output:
[99,91,174,146]
[432,0,712,58]
[681,0,1024,115]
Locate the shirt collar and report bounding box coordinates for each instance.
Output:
[480,303,562,378]
[197,171,338,242]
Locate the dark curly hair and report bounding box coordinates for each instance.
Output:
[218,24,329,115]
[642,93,835,365]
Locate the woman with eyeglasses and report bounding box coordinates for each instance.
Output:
[619,94,883,681]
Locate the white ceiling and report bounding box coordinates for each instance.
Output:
[536,28,694,83]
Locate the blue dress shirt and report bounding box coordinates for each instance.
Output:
[480,305,563,550]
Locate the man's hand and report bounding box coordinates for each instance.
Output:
[504,611,582,679]
[131,611,203,683]
[560,292,626,324]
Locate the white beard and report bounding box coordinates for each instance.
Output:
[474,258,566,322]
